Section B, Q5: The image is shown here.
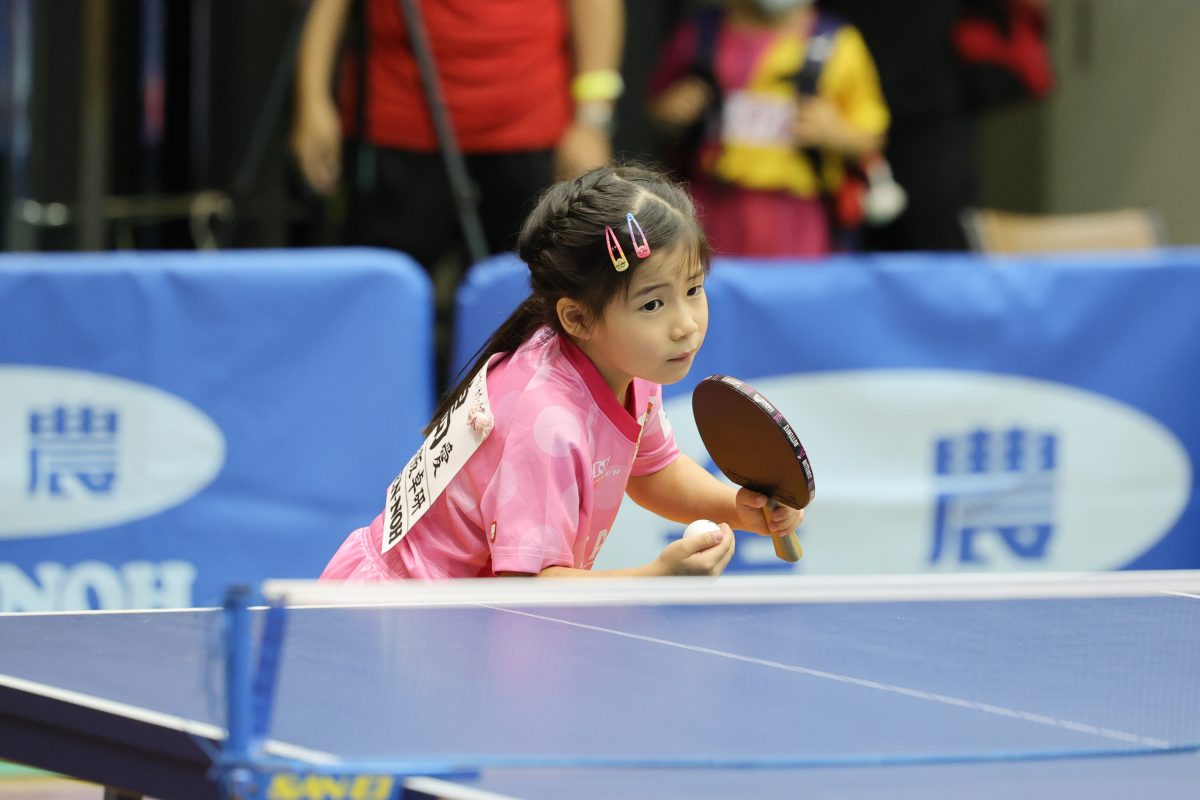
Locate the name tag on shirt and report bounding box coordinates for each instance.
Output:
[382,363,492,554]
[721,90,797,147]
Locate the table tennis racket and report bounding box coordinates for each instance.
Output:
[692,375,815,563]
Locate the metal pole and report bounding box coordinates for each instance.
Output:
[79,0,111,250]
[396,0,489,265]
[190,0,212,188]
[217,0,312,249]
[222,585,254,796]
[5,0,35,250]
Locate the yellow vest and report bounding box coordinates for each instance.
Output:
[706,24,889,198]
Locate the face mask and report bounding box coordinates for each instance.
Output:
[753,0,814,14]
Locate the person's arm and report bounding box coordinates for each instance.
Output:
[496,526,734,578]
[792,96,884,157]
[291,0,353,195]
[494,453,742,578]
[648,77,713,132]
[625,454,804,536]
[646,19,713,133]
[556,0,625,179]
[793,26,889,158]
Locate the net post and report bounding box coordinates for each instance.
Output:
[221,584,255,795]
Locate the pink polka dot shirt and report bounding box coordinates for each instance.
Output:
[321,327,680,579]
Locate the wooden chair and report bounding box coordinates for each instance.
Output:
[961,207,1167,254]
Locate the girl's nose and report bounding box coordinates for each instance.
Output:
[673,310,700,339]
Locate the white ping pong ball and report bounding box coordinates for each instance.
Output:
[684,519,722,539]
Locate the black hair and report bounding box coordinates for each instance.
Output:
[425,163,710,434]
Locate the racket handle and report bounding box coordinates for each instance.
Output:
[760,502,803,563]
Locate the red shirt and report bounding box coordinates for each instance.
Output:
[341,0,571,153]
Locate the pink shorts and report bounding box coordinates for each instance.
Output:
[691,179,830,258]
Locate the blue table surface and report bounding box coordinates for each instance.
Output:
[1,593,1198,798]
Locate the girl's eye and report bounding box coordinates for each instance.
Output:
[687,284,705,297]
[640,299,663,312]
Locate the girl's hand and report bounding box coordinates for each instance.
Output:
[792,95,850,151]
[652,523,736,576]
[732,487,805,537]
[792,95,882,156]
[651,76,714,130]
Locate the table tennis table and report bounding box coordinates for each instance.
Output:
[1,572,1198,799]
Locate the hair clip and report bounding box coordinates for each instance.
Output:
[605,225,629,272]
[627,212,651,259]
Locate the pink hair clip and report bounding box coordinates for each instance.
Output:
[605,225,629,272]
[627,212,651,259]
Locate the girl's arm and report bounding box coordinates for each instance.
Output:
[496,528,733,579]
[792,96,884,158]
[625,454,804,536]
[646,20,712,133]
[649,77,714,132]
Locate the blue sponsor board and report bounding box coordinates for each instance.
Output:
[454,250,1200,573]
[0,249,433,609]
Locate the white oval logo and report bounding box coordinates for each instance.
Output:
[596,370,1192,574]
[0,366,226,539]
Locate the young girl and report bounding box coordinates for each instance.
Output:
[648,0,892,257]
[321,164,803,580]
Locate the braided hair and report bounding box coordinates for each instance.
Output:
[425,163,710,434]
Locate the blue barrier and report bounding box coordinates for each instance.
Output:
[0,248,434,609]
[453,249,1200,574]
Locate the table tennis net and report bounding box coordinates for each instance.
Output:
[227,572,1200,776]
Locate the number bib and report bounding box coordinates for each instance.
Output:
[382,363,492,554]
[720,90,797,147]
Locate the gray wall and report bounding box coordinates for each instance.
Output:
[978,0,1200,245]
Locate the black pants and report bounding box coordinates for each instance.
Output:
[343,146,553,390]
[346,146,555,270]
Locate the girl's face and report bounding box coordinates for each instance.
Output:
[576,245,708,402]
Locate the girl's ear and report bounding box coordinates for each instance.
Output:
[556,297,591,339]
